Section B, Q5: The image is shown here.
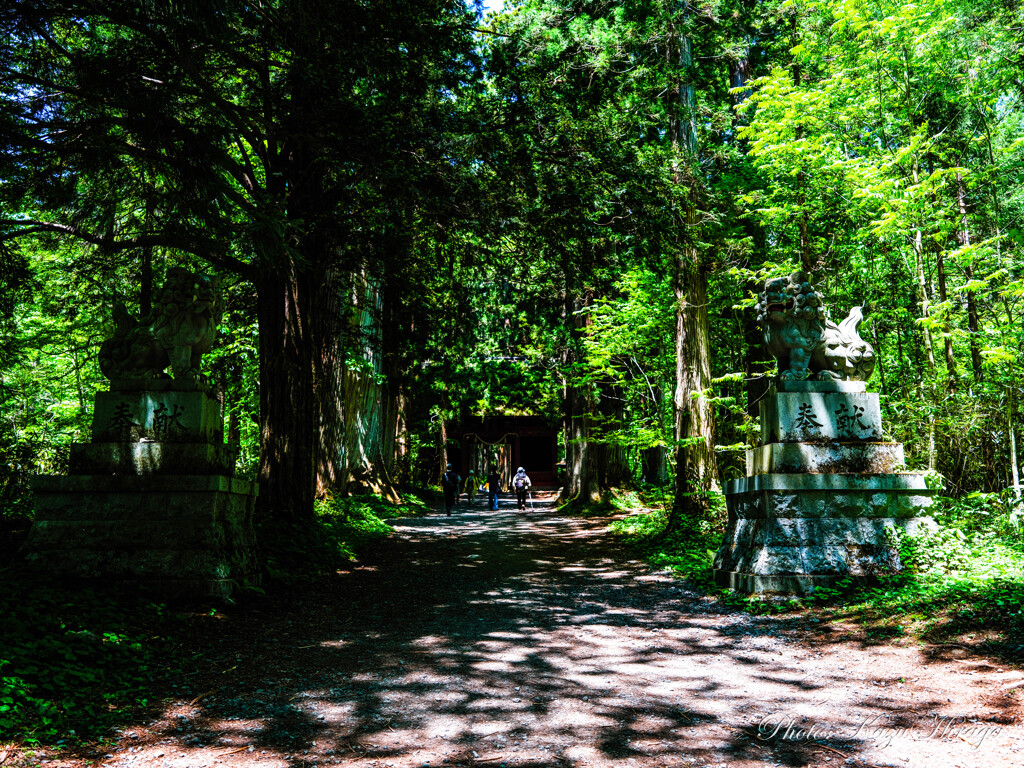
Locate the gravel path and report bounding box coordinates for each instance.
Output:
[47,493,1024,767]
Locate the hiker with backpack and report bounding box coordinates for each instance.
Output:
[441,463,461,516]
[512,467,532,510]
[464,468,478,505]
[486,466,501,510]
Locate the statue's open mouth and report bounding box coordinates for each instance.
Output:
[767,299,794,313]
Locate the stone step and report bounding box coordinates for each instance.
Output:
[26,473,258,599]
[69,442,238,475]
[718,515,935,551]
[31,474,255,494]
[724,473,935,522]
[714,514,937,594]
[746,442,905,475]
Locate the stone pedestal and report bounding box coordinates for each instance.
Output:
[23,385,258,600]
[714,380,936,594]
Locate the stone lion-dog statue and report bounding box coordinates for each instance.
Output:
[99,267,223,385]
[757,271,875,381]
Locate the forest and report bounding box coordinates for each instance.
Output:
[2,0,1024,762]
[4,0,1024,528]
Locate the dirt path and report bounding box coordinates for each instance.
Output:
[47,494,1024,767]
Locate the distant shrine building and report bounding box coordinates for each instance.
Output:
[456,415,559,489]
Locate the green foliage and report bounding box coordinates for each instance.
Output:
[607,488,724,585]
[259,492,431,582]
[0,576,177,746]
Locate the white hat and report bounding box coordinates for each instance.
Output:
[517,467,525,473]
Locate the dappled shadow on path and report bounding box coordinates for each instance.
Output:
[118,494,1022,768]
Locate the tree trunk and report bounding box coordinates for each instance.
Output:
[790,12,814,273]
[380,370,408,491]
[561,290,601,504]
[871,321,888,398]
[667,10,719,527]
[1010,383,1020,501]
[935,247,957,390]
[641,384,667,484]
[671,251,720,526]
[256,263,316,523]
[956,175,983,382]
[597,380,631,488]
[312,263,348,498]
[439,414,448,481]
[912,223,936,368]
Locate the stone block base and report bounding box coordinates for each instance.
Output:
[24,475,258,600]
[714,570,854,593]
[714,473,936,595]
[746,442,904,475]
[69,442,237,475]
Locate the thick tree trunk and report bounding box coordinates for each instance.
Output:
[671,248,720,525]
[561,291,601,504]
[256,263,316,523]
[666,15,719,527]
[642,447,666,485]
[380,375,408,491]
[563,376,590,500]
[597,381,631,488]
[380,264,414,490]
[312,263,348,498]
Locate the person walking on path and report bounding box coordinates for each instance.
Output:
[486,467,501,510]
[464,469,477,506]
[512,467,532,510]
[441,463,461,516]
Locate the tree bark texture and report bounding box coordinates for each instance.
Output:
[596,380,631,488]
[956,176,984,382]
[562,291,601,504]
[671,248,720,525]
[256,263,316,523]
[935,247,957,390]
[641,384,667,485]
[667,10,720,525]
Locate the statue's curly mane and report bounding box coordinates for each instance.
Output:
[151,270,220,348]
[98,268,222,384]
[758,271,875,382]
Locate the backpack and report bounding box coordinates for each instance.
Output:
[442,471,457,490]
[514,474,527,489]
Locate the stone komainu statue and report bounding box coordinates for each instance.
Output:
[757,271,875,382]
[99,268,223,383]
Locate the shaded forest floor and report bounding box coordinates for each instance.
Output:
[9,493,1024,768]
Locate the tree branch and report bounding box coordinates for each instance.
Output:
[0,219,256,280]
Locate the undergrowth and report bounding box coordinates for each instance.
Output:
[0,572,183,748]
[0,490,433,749]
[606,486,724,586]
[260,490,432,582]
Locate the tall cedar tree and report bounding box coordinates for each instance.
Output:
[0,0,479,522]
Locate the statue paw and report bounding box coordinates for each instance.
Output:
[780,369,811,381]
